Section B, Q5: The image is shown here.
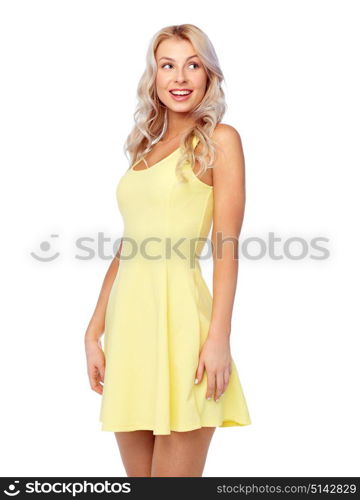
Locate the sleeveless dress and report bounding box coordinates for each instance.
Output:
[99,135,251,434]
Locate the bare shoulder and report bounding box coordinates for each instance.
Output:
[209,123,244,175]
[210,124,246,233]
[196,123,242,158]
[212,123,243,157]
[194,123,244,187]
[212,122,242,142]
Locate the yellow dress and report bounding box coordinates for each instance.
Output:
[99,135,251,434]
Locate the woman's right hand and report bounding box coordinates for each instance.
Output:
[85,337,106,395]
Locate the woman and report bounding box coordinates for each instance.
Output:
[85,24,251,477]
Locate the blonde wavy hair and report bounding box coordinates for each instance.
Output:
[124,24,226,181]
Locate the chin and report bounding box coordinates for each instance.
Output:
[167,103,194,113]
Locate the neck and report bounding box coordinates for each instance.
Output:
[164,109,196,139]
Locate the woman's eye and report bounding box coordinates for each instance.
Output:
[161,62,200,70]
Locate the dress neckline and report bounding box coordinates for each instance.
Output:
[130,145,182,173]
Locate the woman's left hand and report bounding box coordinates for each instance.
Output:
[194,334,232,402]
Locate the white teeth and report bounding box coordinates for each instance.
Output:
[170,90,192,95]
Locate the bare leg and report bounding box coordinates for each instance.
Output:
[151,427,216,477]
[115,430,155,477]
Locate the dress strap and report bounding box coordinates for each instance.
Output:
[131,138,198,170]
[131,155,149,170]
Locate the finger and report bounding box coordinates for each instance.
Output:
[90,376,103,395]
[100,366,105,382]
[215,372,225,402]
[195,358,205,384]
[92,383,103,395]
[206,370,216,400]
[90,368,103,394]
[223,369,230,393]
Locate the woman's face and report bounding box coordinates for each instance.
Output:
[155,38,208,113]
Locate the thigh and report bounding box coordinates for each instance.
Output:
[151,427,216,477]
[115,430,155,477]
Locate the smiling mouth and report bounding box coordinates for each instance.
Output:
[168,89,193,102]
[169,90,193,96]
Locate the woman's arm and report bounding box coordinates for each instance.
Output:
[84,239,123,394]
[195,124,246,401]
[209,124,245,338]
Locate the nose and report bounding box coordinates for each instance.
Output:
[175,67,186,84]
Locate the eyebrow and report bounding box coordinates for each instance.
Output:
[158,54,199,62]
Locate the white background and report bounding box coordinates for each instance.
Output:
[1,0,359,477]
